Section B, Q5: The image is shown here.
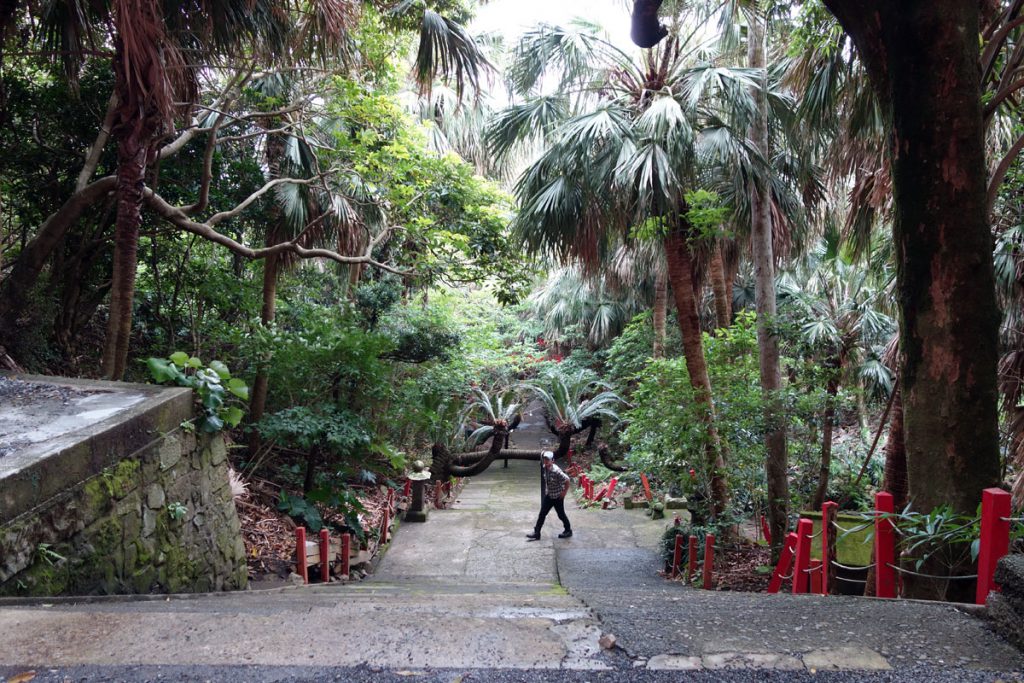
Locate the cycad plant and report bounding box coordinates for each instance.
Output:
[523,369,626,459]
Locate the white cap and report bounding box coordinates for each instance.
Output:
[542,451,554,460]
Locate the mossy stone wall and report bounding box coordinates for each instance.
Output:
[0,428,247,596]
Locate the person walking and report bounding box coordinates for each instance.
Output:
[526,451,573,540]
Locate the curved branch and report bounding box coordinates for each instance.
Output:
[988,131,1024,214]
[143,188,410,275]
[76,92,118,192]
[452,449,543,465]
[446,427,509,477]
[984,76,1024,119]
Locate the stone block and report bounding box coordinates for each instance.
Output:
[158,434,182,471]
[987,592,1024,650]
[209,437,227,466]
[664,496,688,510]
[146,484,166,510]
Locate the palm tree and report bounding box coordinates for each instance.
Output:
[780,230,895,508]
[491,17,766,515]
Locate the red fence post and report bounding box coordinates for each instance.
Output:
[760,513,772,545]
[792,518,813,594]
[977,487,1013,605]
[875,492,897,599]
[340,532,351,578]
[382,505,390,544]
[702,533,715,589]
[319,529,330,583]
[768,532,798,593]
[822,501,838,595]
[671,534,684,578]
[606,477,619,500]
[687,535,699,581]
[640,474,654,502]
[403,479,412,498]
[295,527,308,584]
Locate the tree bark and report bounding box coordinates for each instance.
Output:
[882,386,907,511]
[100,134,149,379]
[663,227,728,517]
[653,267,667,358]
[709,244,730,330]
[748,9,789,556]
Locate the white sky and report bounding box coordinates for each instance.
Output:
[470,0,636,52]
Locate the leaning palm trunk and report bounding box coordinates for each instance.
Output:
[663,228,728,518]
[748,11,788,557]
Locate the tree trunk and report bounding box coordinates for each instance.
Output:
[709,244,730,330]
[748,10,789,556]
[0,177,117,352]
[882,386,907,511]
[653,267,667,358]
[812,370,840,509]
[446,427,510,477]
[663,227,728,518]
[100,134,149,380]
[248,251,279,447]
[824,1,1001,601]
[824,0,999,519]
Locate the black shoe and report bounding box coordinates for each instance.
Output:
[558,530,573,538]
[526,532,540,541]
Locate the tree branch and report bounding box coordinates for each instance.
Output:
[143,188,410,275]
[988,130,1024,214]
[76,92,118,192]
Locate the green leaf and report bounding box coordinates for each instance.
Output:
[223,406,245,428]
[200,414,224,433]
[209,360,231,380]
[227,378,249,400]
[146,358,179,384]
[169,351,190,367]
[187,356,203,369]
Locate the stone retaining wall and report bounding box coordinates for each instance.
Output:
[0,378,247,596]
[988,554,1024,650]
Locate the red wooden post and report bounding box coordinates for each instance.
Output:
[875,491,897,599]
[640,474,654,501]
[687,535,699,581]
[768,532,798,593]
[340,532,351,578]
[295,527,308,584]
[435,483,443,508]
[594,485,608,501]
[809,559,822,594]
[792,518,814,594]
[977,488,1013,605]
[319,529,330,583]
[606,477,619,499]
[822,501,838,595]
[381,506,390,544]
[403,479,412,498]
[702,533,715,589]
[671,534,684,578]
[760,513,772,545]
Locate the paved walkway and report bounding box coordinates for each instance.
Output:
[0,437,1022,680]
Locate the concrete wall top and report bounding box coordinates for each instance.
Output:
[0,374,193,525]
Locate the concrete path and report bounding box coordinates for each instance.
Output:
[0,449,1022,681]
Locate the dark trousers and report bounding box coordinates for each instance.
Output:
[534,495,571,535]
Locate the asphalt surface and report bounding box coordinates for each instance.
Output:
[1,404,1022,681]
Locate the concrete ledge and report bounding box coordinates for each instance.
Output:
[0,374,192,526]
